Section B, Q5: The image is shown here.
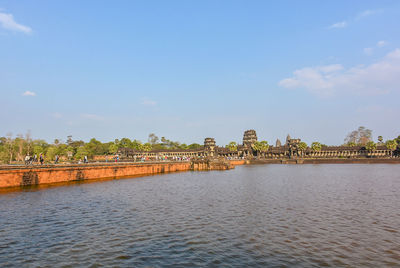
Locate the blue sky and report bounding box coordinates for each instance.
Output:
[1,0,400,145]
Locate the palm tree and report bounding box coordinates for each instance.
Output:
[226,142,238,152]
[252,141,269,158]
[311,142,322,152]
[298,142,308,157]
[251,141,261,158]
[347,141,356,147]
[385,140,398,157]
[365,141,377,156]
[259,141,269,158]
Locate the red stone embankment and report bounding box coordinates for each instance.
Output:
[0,159,246,190]
[229,160,247,166]
[0,162,192,189]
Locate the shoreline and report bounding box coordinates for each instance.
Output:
[0,158,399,192]
[250,158,400,164]
[0,160,245,191]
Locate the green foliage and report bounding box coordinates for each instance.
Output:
[298,142,308,151]
[131,140,143,150]
[187,143,202,150]
[385,140,397,151]
[119,138,132,148]
[0,133,209,163]
[180,143,188,150]
[0,143,8,163]
[108,143,119,154]
[46,146,58,161]
[347,141,357,147]
[259,141,269,152]
[143,143,152,151]
[311,142,322,152]
[226,141,238,152]
[252,141,269,152]
[365,141,377,152]
[75,146,89,160]
[395,135,400,145]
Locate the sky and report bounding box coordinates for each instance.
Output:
[1,0,400,146]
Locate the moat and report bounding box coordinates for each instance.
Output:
[1,164,399,267]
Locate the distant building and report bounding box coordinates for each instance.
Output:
[276,139,282,147]
[118,130,396,160]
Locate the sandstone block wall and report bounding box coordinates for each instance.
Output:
[0,162,191,189]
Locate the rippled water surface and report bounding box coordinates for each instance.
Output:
[1,164,400,267]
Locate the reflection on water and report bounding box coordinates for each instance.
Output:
[0,164,399,267]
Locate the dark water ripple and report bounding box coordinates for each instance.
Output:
[1,164,400,267]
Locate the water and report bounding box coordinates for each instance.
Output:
[0,164,399,267]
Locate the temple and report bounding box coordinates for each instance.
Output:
[119,130,398,160]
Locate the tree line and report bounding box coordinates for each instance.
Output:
[1,127,399,164]
[0,133,202,164]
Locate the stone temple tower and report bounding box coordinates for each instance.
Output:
[204,138,216,157]
[243,130,257,148]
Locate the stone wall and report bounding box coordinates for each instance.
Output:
[0,160,247,189]
[0,162,191,189]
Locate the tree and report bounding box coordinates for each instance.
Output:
[226,142,238,152]
[108,144,119,154]
[344,126,372,145]
[75,146,89,160]
[252,141,269,158]
[84,138,105,157]
[15,134,26,161]
[347,141,356,147]
[6,133,13,163]
[46,146,58,162]
[119,138,132,148]
[259,141,269,153]
[251,141,261,156]
[377,136,383,144]
[365,141,377,152]
[385,140,397,157]
[143,143,152,152]
[187,143,202,150]
[25,130,32,155]
[148,133,159,145]
[67,135,73,145]
[311,142,322,152]
[395,135,400,145]
[298,142,308,153]
[131,140,143,150]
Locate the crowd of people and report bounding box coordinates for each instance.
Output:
[22,153,232,166]
[24,153,88,166]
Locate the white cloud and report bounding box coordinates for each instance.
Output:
[364,47,373,55]
[0,11,32,34]
[329,9,383,29]
[319,64,343,73]
[141,98,157,107]
[22,90,36,96]
[329,21,347,29]
[363,40,388,55]
[279,49,400,97]
[377,40,387,47]
[356,9,383,20]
